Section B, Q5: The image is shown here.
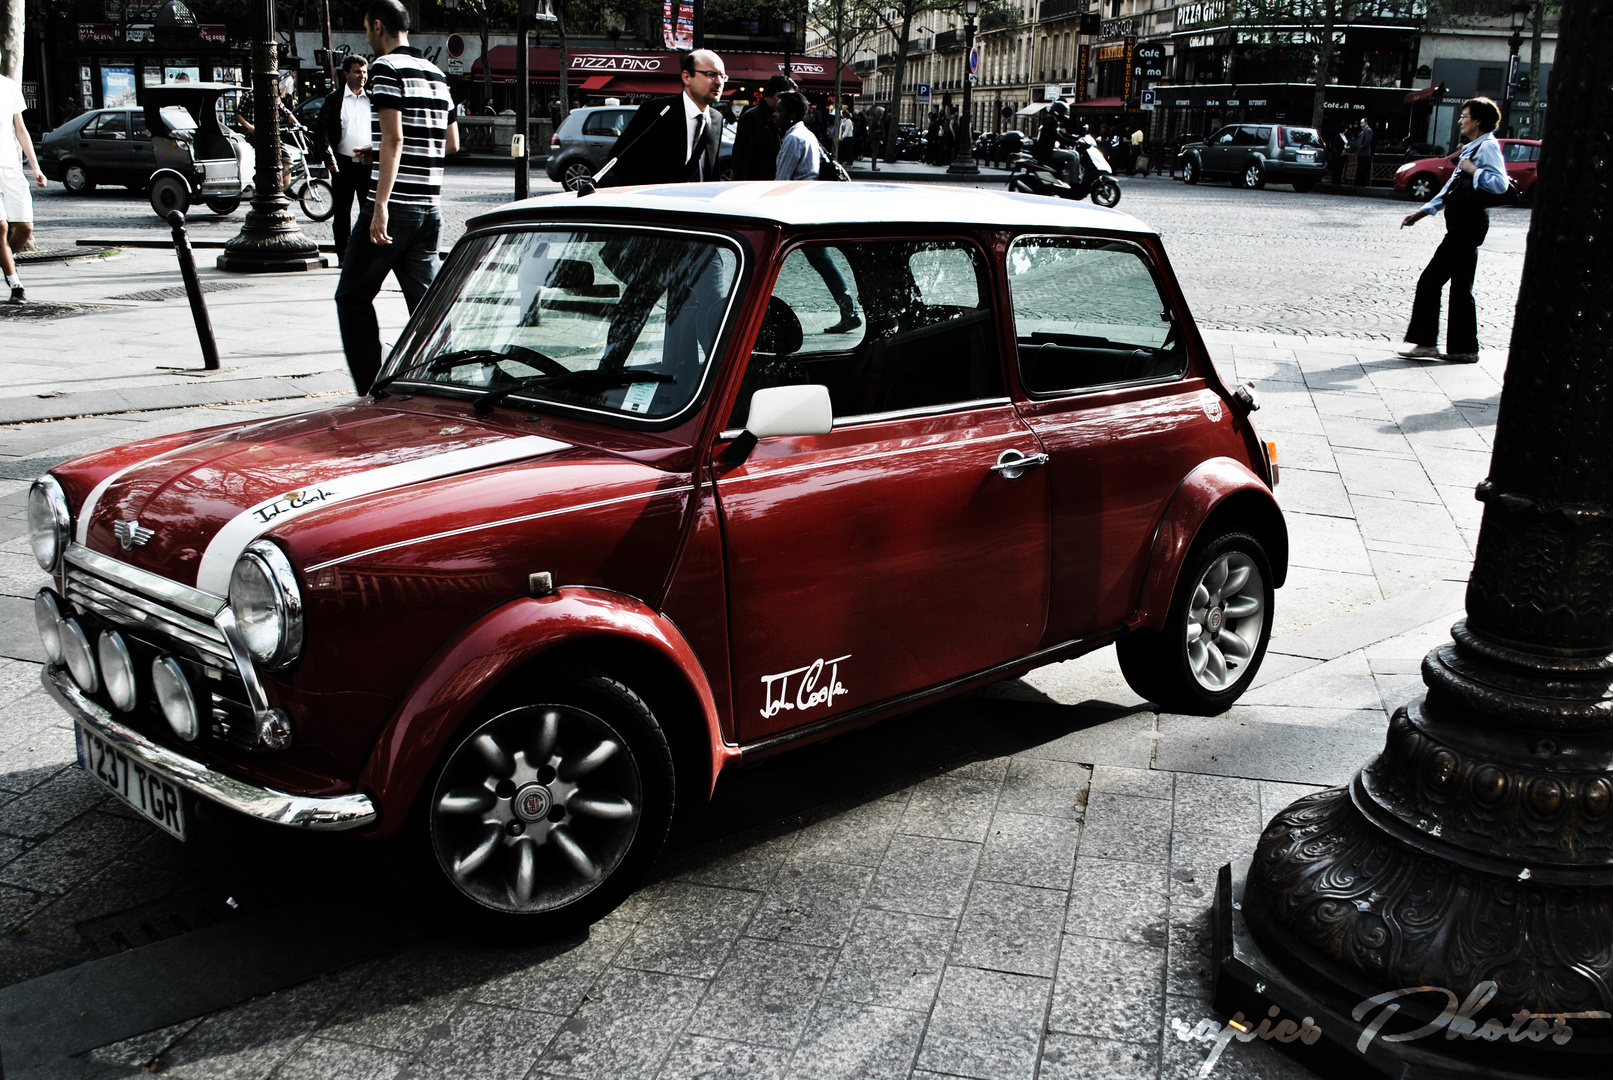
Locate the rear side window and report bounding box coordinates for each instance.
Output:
[1235,126,1262,146]
[582,110,631,137]
[1255,126,1272,141]
[1007,236,1186,394]
[88,112,129,139]
[1283,127,1323,148]
[1503,142,1538,163]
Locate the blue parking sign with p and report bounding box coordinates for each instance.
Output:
[917,83,931,100]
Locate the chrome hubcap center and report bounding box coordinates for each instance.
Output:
[1208,607,1224,634]
[513,782,553,822]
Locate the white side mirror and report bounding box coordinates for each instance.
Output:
[745,384,833,439]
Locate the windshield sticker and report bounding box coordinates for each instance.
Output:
[621,382,659,414]
[195,435,570,595]
[760,655,851,719]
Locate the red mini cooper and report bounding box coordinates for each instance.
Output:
[30,182,1285,933]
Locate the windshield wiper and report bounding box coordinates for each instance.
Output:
[472,369,676,415]
[370,349,509,401]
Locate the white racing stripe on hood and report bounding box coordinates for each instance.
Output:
[195,435,571,595]
[73,411,319,546]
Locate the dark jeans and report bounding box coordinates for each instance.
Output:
[1405,218,1488,355]
[335,201,441,394]
[803,246,856,318]
[1355,153,1372,185]
[330,154,370,263]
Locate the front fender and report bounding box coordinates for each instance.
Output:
[355,587,735,837]
[1131,457,1288,633]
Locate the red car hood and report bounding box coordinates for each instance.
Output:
[72,406,578,594]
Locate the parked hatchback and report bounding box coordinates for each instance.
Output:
[1394,138,1540,202]
[33,182,1284,936]
[1177,123,1328,191]
[546,104,735,189]
[39,107,159,193]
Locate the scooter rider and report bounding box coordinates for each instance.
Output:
[1033,100,1080,188]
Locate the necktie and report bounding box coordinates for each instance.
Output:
[689,113,706,180]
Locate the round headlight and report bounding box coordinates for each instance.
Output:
[152,656,199,742]
[34,589,65,665]
[98,631,137,712]
[228,541,304,669]
[60,619,99,694]
[27,476,72,572]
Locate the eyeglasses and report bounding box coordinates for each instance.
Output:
[693,69,728,80]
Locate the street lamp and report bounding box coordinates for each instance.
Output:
[782,17,795,81]
[947,0,980,175]
[217,0,325,272]
[1500,0,1529,135]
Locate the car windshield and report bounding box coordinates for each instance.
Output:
[1283,128,1323,148]
[384,227,742,420]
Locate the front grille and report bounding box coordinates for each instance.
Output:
[63,545,236,673]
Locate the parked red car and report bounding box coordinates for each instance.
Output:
[1394,138,1541,202]
[31,183,1285,934]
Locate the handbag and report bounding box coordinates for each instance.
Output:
[818,147,850,182]
[1445,170,1520,210]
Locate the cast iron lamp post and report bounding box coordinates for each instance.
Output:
[218,0,325,271]
[1215,3,1613,1075]
[1500,0,1529,137]
[946,0,979,175]
[781,17,795,81]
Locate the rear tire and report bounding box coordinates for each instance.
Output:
[148,176,190,218]
[1181,158,1199,185]
[205,196,241,215]
[408,667,676,939]
[1407,175,1436,202]
[1117,530,1274,715]
[300,178,335,221]
[562,161,594,191]
[1241,161,1266,189]
[1091,177,1121,207]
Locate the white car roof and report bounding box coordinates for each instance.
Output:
[488,181,1156,235]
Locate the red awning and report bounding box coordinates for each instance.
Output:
[473,47,860,96]
[1403,83,1445,105]
[1075,97,1130,111]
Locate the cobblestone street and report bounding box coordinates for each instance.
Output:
[0,175,1524,1079]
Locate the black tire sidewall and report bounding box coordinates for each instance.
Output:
[405,669,676,940]
[1153,531,1274,715]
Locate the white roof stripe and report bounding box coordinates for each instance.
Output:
[194,435,571,595]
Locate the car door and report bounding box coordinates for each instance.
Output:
[1004,233,1214,643]
[80,110,130,177]
[1203,125,1238,175]
[714,237,1050,745]
[129,109,154,184]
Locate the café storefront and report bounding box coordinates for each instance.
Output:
[473,48,862,110]
[65,1,246,124]
[1149,81,1419,145]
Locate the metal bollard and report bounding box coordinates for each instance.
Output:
[166,210,220,371]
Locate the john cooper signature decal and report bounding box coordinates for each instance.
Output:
[760,655,850,719]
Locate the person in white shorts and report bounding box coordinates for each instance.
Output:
[1,73,47,304]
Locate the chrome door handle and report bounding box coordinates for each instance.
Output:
[991,449,1049,480]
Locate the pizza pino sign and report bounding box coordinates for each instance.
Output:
[569,53,668,72]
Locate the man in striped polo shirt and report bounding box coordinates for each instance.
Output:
[334,0,459,393]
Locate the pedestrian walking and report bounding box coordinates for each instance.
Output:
[1355,117,1374,186]
[1,73,47,304]
[598,49,726,186]
[773,92,859,334]
[1397,97,1507,364]
[868,104,887,171]
[321,55,372,265]
[333,0,459,394]
[852,109,867,162]
[730,74,792,179]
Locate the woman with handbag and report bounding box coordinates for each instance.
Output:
[1398,97,1513,363]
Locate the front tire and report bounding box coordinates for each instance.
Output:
[300,178,335,221]
[1241,161,1266,189]
[1117,531,1274,715]
[63,163,94,194]
[414,669,675,937]
[148,175,190,218]
[1091,177,1121,207]
[1181,158,1199,185]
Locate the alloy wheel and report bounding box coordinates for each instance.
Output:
[430,702,642,913]
[1185,551,1266,691]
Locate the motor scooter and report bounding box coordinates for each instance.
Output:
[999,130,1121,207]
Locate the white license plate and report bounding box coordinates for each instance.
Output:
[1298,151,1315,160]
[75,724,187,840]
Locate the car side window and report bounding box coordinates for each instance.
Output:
[132,113,150,138]
[1235,126,1262,146]
[1503,142,1533,163]
[1254,126,1272,142]
[1211,127,1235,145]
[728,239,1002,428]
[1007,236,1187,394]
[89,112,129,139]
[583,110,631,137]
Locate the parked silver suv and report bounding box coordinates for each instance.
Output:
[545,104,735,190]
[1177,123,1328,192]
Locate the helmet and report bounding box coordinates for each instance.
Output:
[1047,100,1069,120]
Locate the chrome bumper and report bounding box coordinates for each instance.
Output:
[43,666,378,832]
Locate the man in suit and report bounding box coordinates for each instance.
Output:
[730,73,793,180]
[321,55,371,264]
[601,49,727,186]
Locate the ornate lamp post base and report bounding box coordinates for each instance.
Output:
[217,195,326,272]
